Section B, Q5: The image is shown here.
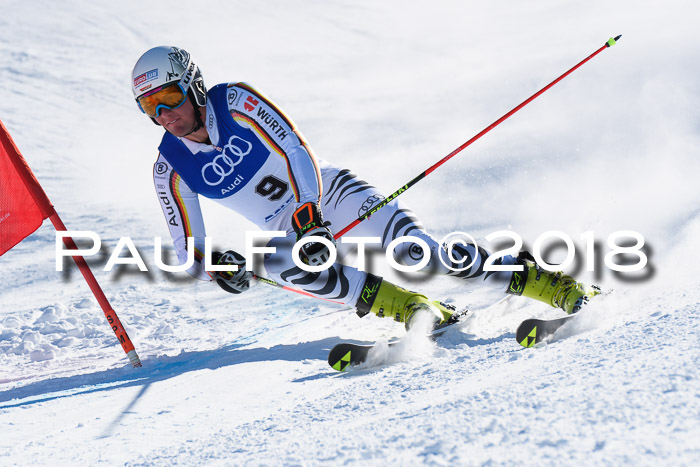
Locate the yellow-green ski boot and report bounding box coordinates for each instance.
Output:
[355,274,453,329]
[507,255,600,314]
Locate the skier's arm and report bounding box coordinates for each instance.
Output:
[226,83,334,264]
[153,155,210,281]
[154,155,253,293]
[225,82,323,206]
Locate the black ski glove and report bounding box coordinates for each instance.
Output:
[211,250,253,294]
[291,202,336,266]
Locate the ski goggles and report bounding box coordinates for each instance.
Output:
[137,82,188,118]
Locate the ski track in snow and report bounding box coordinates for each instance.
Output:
[2,0,700,465]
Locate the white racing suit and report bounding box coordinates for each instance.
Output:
[153,82,516,307]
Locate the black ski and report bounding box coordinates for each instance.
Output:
[328,310,468,372]
[516,314,577,347]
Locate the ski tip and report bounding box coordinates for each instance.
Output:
[606,35,622,47]
[328,347,354,372]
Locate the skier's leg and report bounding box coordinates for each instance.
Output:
[319,166,516,290]
[263,234,453,327]
[375,222,599,314]
[318,165,598,315]
[265,166,487,325]
[262,233,367,306]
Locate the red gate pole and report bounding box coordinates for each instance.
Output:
[49,212,142,367]
[0,121,141,368]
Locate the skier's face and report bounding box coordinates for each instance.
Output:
[154,97,198,137]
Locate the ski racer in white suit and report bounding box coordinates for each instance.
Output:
[132,46,595,326]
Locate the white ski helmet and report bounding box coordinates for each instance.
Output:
[131,46,207,117]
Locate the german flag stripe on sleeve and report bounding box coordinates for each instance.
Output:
[230,82,322,201]
[231,110,303,202]
[233,82,317,153]
[170,172,204,262]
[231,110,285,157]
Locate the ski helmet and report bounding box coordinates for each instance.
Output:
[131,46,207,119]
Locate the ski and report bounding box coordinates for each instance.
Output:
[516,314,577,347]
[516,283,610,348]
[328,309,468,372]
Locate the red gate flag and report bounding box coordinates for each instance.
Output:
[0,122,53,256]
[0,120,141,367]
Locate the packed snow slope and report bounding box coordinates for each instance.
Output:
[1,0,699,465]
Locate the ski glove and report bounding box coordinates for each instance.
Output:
[211,250,253,294]
[291,202,336,266]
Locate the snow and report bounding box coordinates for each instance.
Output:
[1,0,700,465]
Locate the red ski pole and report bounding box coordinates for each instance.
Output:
[333,35,622,239]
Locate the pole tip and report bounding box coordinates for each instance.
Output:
[606,35,622,47]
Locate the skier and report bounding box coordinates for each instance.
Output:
[132,46,597,327]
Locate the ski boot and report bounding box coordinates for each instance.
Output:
[355,274,453,329]
[506,253,600,314]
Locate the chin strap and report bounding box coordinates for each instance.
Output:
[183,92,205,137]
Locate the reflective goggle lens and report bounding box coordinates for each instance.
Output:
[137,83,187,118]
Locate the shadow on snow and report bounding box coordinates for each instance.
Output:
[0,337,342,408]
[0,328,515,408]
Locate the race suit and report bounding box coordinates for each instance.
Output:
[153,82,516,306]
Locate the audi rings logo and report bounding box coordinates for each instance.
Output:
[358,194,385,218]
[201,135,252,186]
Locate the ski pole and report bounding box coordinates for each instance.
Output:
[253,273,343,304]
[333,35,622,239]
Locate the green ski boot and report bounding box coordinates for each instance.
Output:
[507,255,600,314]
[355,274,453,329]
